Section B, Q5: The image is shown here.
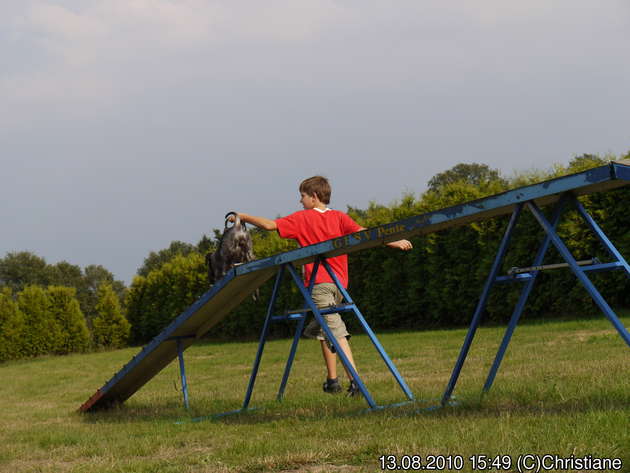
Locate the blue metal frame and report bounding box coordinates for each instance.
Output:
[277,261,320,401]
[442,193,630,405]
[482,196,568,392]
[527,200,630,347]
[320,259,414,401]
[241,266,286,410]
[165,335,196,409]
[235,257,414,412]
[81,162,630,412]
[441,203,523,405]
[176,338,190,409]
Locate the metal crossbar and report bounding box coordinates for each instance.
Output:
[441,193,630,405]
[506,258,599,275]
[281,304,354,315]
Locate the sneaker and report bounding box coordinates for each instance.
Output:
[347,380,361,397]
[322,378,342,394]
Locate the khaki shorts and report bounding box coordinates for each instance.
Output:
[303,283,350,341]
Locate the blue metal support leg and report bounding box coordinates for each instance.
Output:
[238,258,413,411]
[276,315,307,401]
[527,201,630,347]
[276,261,320,401]
[176,338,190,410]
[285,263,378,409]
[441,203,524,406]
[242,266,286,410]
[321,259,414,401]
[483,196,568,392]
[572,196,630,276]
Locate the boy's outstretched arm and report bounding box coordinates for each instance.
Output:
[235,213,277,231]
[231,217,411,248]
[357,226,413,251]
[385,239,413,251]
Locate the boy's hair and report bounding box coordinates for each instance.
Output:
[300,176,331,204]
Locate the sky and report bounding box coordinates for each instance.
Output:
[2,0,629,285]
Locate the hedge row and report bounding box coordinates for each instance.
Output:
[0,284,130,362]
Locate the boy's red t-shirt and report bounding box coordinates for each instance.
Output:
[275,208,362,288]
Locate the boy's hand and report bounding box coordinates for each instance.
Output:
[386,239,413,251]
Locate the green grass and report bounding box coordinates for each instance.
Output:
[1,313,629,473]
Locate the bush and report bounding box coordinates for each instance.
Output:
[125,254,207,343]
[0,288,25,361]
[93,284,131,349]
[17,285,63,356]
[47,286,91,354]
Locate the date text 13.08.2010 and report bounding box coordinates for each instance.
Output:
[378,454,623,472]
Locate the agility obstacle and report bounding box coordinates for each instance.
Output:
[80,160,630,413]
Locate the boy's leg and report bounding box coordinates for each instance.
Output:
[322,337,361,396]
[320,340,338,379]
[308,283,361,392]
[320,336,357,380]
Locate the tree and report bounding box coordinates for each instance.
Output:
[48,261,84,288]
[196,234,215,255]
[17,285,62,356]
[0,252,50,292]
[125,254,207,343]
[427,163,505,193]
[566,153,608,172]
[80,265,126,320]
[125,275,148,344]
[92,283,131,349]
[136,241,197,277]
[47,286,90,354]
[0,252,125,324]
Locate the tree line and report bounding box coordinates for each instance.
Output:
[126,153,630,344]
[2,152,629,361]
[0,284,129,361]
[0,254,126,320]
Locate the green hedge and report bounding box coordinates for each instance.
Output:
[47,286,90,354]
[93,284,131,349]
[0,288,25,361]
[0,284,129,362]
[125,155,630,343]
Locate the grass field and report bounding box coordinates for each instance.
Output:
[1,312,628,473]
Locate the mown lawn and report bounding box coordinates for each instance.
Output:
[1,312,628,472]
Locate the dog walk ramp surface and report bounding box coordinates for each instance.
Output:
[79,267,276,411]
[79,160,630,412]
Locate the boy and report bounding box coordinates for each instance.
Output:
[234,176,412,396]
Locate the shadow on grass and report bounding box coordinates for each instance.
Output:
[425,390,630,420]
[77,388,629,427]
[77,400,187,425]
